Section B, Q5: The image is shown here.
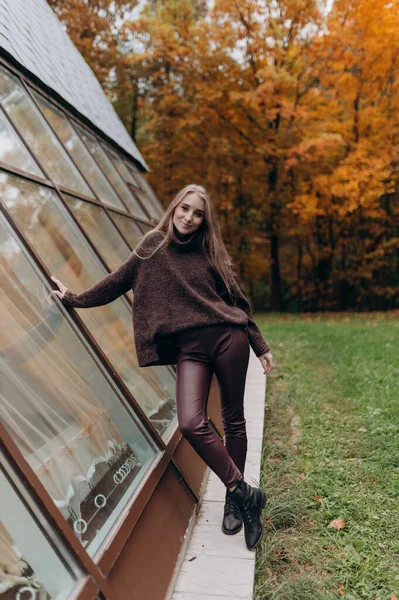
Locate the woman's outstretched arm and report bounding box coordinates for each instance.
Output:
[52,250,140,309]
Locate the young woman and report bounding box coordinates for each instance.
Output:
[51,183,274,551]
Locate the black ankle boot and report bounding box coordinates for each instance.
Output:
[222,489,243,535]
[228,479,267,551]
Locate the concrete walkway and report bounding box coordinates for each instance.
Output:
[170,350,267,600]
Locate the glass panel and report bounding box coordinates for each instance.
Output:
[0,66,92,197]
[126,162,164,218]
[0,173,177,439]
[0,110,44,176]
[138,221,155,234]
[101,145,148,219]
[33,92,126,209]
[63,195,133,301]
[0,215,160,553]
[107,211,144,249]
[1,465,81,599]
[75,123,137,212]
[133,186,161,220]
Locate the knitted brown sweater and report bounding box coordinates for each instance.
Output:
[62,228,271,367]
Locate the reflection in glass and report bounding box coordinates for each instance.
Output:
[102,145,148,219]
[1,468,81,600]
[0,521,54,599]
[0,110,44,177]
[63,195,133,301]
[75,123,138,213]
[0,216,160,553]
[107,211,143,249]
[33,92,126,210]
[0,173,177,439]
[0,66,91,197]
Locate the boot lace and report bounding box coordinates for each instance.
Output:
[224,496,241,519]
[240,498,257,525]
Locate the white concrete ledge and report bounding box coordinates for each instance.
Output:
[169,350,266,600]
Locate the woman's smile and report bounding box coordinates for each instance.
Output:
[173,192,205,234]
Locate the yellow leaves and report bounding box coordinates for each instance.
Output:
[328,518,346,531]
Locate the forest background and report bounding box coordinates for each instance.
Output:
[47,0,399,312]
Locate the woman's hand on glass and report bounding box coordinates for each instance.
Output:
[259,351,274,375]
[51,275,68,300]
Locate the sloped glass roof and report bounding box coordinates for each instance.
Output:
[0,0,148,171]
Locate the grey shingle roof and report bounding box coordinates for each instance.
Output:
[0,0,148,170]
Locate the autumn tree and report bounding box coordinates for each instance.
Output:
[46,0,138,88]
[288,0,399,309]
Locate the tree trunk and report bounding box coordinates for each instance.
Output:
[268,165,283,311]
[270,232,282,311]
[130,83,138,142]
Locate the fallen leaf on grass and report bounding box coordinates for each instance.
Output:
[390,594,397,600]
[298,473,305,480]
[315,495,323,502]
[338,581,345,596]
[328,518,346,531]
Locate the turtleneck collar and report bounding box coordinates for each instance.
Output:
[171,225,201,252]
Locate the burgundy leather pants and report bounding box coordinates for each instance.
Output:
[176,324,250,488]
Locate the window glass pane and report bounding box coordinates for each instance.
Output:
[108,212,144,248]
[133,186,160,220]
[126,162,164,218]
[0,66,92,197]
[0,216,161,553]
[0,110,44,176]
[33,92,126,209]
[75,124,137,212]
[63,195,133,301]
[1,464,82,599]
[0,173,177,439]
[101,145,148,220]
[138,221,155,235]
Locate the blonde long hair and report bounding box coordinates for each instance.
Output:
[134,184,237,300]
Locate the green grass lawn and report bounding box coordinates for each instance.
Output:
[254,312,399,600]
